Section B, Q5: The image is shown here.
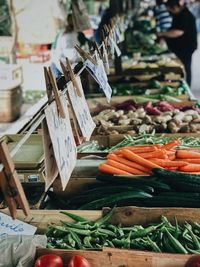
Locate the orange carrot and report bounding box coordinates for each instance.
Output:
[176,159,200,164]
[149,159,188,167]
[106,159,148,175]
[162,140,181,150]
[107,153,149,172]
[98,163,131,175]
[176,150,200,159]
[121,149,162,169]
[179,164,200,172]
[137,150,167,159]
[126,146,158,153]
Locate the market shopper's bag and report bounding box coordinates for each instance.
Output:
[71,0,91,31]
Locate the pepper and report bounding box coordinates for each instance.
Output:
[165,228,188,254]
[94,208,114,227]
[60,211,89,223]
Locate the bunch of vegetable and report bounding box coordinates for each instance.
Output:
[46,168,200,210]
[99,139,200,176]
[46,209,200,255]
[112,79,188,97]
[94,102,200,134]
[106,134,200,153]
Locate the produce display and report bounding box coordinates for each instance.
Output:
[99,140,200,175]
[93,101,200,134]
[46,209,200,254]
[77,134,200,153]
[111,79,189,97]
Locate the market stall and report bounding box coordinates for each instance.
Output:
[0,1,200,267]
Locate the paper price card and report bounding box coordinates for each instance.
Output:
[42,119,59,191]
[45,95,77,190]
[84,59,112,102]
[67,76,96,141]
[0,212,37,236]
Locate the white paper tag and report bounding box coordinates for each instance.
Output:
[0,212,37,236]
[110,37,121,57]
[67,77,96,141]
[84,59,112,102]
[45,95,77,190]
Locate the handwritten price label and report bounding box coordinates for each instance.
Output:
[67,77,96,141]
[45,95,77,190]
[0,212,37,236]
[84,59,112,102]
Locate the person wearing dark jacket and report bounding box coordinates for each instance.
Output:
[157,0,197,85]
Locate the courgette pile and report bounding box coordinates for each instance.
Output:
[46,169,200,210]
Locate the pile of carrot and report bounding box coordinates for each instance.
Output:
[98,139,200,175]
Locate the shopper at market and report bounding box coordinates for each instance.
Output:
[154,0,172,32]
[51,13,90,79]
[157,0,197,85]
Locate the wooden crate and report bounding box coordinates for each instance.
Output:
[3,207,200,267]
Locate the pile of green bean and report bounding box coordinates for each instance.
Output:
[46,209,200,254]
[106,134,200,152]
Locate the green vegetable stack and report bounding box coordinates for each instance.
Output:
[46,209,200,254]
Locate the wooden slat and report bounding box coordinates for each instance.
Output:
[36,247,197,267]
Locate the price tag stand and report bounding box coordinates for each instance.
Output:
[0,141,29,219]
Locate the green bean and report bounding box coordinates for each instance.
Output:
[185,224,200,250]
[94,208,114,227]
[69,230,82,249]
[97,228,116,237]
[165,228,188,254]
[60,211,89,223]
[146,236,162,253]
[67,234,76,248]
[131,225,159,239]
[83,236,93,248]
[61,221,91,230]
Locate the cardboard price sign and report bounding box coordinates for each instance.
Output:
[44,95,77,190]
[84,59,112,102]
[67,76,96,141]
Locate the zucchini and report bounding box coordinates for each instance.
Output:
[96,173,171,192]
[79,190,152,210]
[142,195,200,208]
[153,168,200,185]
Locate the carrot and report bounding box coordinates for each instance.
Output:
[162,140,181,150]
[126,146,158,153]
[121,149,162,169]
[98,163,131,175]
[176,159,200,164]
[179,164,200,172]
[149,158,188,167]
[107,153,149,172]
[106,159,148,175]
[137,150,167,159]
[176,150,200,159]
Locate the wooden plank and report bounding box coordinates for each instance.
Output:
[36,248,195,267]
[3,207,200,232]
[2,209,102,233]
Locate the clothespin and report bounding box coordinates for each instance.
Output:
[0,140,29,219]
[44,67,54,103]
[59,60,83,145]
[60,61,70,82]
[93,41,102,60]
[47,67,66,118]
[75,44,97,65]
[65,58,82,97]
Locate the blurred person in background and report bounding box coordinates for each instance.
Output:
[51,14,89,78]
[190,0,200,32]
[157,0,197,85]
[154,0,172,32]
